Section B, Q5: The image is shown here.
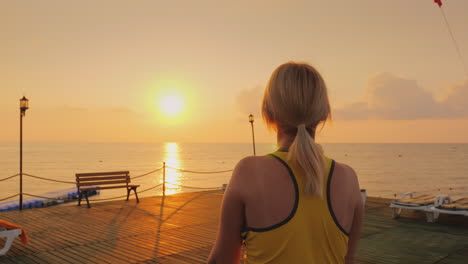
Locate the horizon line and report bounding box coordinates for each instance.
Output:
[0,141,467,144]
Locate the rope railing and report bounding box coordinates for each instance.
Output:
[3,182,219,204]
[16,182,216,205]
[6,160,468,212]
[0,194,20,202]
[4,161,468,211]
[23,173,76,184]
[2,163,232,209]
[20,167,164,184]
[22,184,165,203]
[6,165,227,187]
[165,166,233,174]
[131,167,163,180]
[0,173,19,182]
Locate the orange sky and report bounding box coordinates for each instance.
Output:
[1,0,468,143]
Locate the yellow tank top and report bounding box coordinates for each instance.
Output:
[241,151,349,263]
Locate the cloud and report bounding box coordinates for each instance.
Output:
[443,79,468,115]
[334,73,468,120]
[236,86,264,115]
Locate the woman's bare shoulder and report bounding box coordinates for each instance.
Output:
[235,155,274,171]
[332,161,360,189]
[227,155,274,197]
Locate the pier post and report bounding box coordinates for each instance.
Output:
[19,96,29,211]
[162,162,166,196]
[249,114,256,156]
[19,111,23,210]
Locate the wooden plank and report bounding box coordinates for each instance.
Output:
[76,171,129,177]
[438,198,468,210]
[1,191,467,264]
[5,255,36,264]
[78,180,128,187]
[78,176,128,182]
[80,185,129,190]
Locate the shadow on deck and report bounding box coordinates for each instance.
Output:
[1,191,467,263]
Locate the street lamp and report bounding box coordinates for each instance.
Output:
[19,96,29,210]
[249,114,256,156]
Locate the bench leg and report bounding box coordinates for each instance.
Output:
[84,191,91,208]
[133,187,140,203]
[78,191,82,206]
[126,188,131,201]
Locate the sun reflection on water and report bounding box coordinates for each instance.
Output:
[163,142,182,195]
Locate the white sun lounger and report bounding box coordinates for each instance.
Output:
[390,192,451,222]
[0,227,22,256]
[431,197,468,219]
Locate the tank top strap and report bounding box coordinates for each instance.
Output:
[269,152,345,236]
[323,156,334,195]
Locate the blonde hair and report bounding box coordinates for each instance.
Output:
[262,62,331,196]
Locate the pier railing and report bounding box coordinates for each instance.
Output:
[4,165,467,210]
[0,162,233,210]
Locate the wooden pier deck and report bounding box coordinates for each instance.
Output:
[1,191,468,263]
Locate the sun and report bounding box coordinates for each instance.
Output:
[159,95,184,117]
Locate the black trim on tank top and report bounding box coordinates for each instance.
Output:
[243,153,300,233]
[326,160,350,237]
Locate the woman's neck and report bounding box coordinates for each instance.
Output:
[277,129,294,151]
[276,126,316,151]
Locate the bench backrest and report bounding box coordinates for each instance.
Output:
[76,171,130,190]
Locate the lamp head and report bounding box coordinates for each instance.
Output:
[20,96,29,116]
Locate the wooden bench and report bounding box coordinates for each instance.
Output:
[76,171,139,208]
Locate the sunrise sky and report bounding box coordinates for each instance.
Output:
[1,0,468,143]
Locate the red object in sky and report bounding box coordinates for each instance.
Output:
[434,0,442,7]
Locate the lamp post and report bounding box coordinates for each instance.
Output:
[19,96,29,210]
[249,114,256,156]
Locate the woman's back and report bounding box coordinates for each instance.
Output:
[239,151,360,263]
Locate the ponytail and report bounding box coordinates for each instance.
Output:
[288,124,326,197]
[262,62,331,196]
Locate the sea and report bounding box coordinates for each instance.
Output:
[1,142,467,203]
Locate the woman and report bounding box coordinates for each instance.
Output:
[208,62,364,264]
